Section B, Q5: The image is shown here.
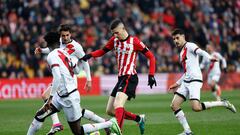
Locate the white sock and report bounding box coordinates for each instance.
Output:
[82,121,112,133]
[203,101,225,109]
[212,91,217,98]
[83,109,105,123]
[27,118,43,135]
[51,113,60,125]
[175,109,191,132]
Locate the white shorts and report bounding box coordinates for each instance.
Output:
[207,74,220,85]
[175,81,203,101]
[52,91,82,122]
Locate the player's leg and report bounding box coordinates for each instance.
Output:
[68,117,121,135]
[27,102,59,135]
[171,83,192,134]
[106,96,115,116]
[82,108,106,122]
[189,81,236,113]
[66,91,121,135]
[209,75,221,101]
[106,95,141,122]
[114,92,128,129]
[42,86,63,135]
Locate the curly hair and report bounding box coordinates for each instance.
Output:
[43,31,60,46]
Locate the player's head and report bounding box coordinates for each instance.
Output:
[110,18,128,40]
[43,31,60,49]
[59,24,72,44]
[171,28,186,48]
[206,44,214,53]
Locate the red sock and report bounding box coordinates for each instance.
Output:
[124,110,137,121]
[115,107,125,129]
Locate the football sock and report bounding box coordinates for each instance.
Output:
[174,109,191,132]
[115,107,125,129]
[51,113,60,125]
[202,101,225,109]
[27,118,43,135]
[124,110,140,122]
[82,121,112,133]
[82,109,105,123]
[212,85,221,100]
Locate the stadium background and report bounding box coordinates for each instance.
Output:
[0,0,240,135]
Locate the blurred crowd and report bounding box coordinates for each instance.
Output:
[0,0,240,79]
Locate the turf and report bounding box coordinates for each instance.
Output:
[0,90,239,135]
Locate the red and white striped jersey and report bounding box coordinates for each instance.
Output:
[104,36,147,76]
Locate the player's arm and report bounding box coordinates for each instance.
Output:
[35,47,51,54]
[219,53,227,72]
[47,54,61,96]
[191,44,216,62]
[200,56,208,70]
[135,37,156,89]
[80,37,115,61]
[50,65,61,96]
[168,74,184,92]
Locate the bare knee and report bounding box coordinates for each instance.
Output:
[170,103,180,112]
[106,109,114,116]
[192,105,202,112]
[41,93,48,100]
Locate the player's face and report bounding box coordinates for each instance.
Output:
[172,34,185,48]
[60,31,71,44]
[111,25,125,40]
[206,45,213,53]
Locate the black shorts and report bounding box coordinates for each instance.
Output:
[110,74,138,100]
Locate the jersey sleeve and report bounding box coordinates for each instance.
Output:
[47,52,61,96]
[105,36,115,50]
[74,43,86,59]
[218,53,227,68]
[41,47,50,54]
[91,36,114,57]
[133,37,147,51]
[133,37,156,75]
[188,43,199,55]
[47,52,59,69]
[188,43,212,60]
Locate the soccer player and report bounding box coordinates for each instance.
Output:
[27,32,122,135]
[200,44,227,101]
[168,29,236,135]
[80,18,157,134]
[34,24,110,135]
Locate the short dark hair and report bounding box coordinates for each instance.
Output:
[110,18,123,30]
[44,31,60,46]
[59,24,72,33]
[171,28,185,36]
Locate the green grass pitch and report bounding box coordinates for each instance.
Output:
[0,90,239,135]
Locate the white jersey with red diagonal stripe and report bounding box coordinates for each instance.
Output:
[47,48,77,95]
[179,42,202,81]
[201,52,226,76]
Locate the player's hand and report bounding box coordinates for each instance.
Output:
[34,47,42,54]
[168,83,180,92]
[223,68,227,73]
[148,75,157,89]
[84,80,92,92]
[80,54,92,62]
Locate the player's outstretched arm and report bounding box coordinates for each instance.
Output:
[142,48,157,89]
[34,47,50,54]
